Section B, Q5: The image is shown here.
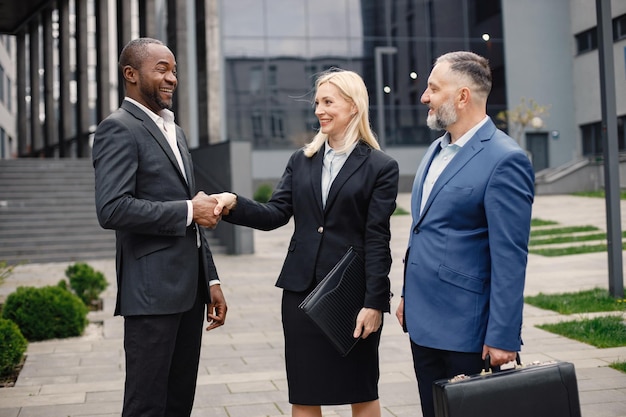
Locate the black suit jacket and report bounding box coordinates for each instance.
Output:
[92,100,219,316]
[225,142,399,312]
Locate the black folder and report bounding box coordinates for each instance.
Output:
[299,247,365,356]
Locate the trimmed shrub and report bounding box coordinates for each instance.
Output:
[253,183,273,203]
[64,262,108,307]
[2,285,88,341]
[0,318,27,378]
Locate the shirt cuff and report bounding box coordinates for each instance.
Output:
[186,200,193,226]
[209,279,220,286]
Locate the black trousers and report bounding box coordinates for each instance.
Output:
[122,282,206,417]
[410,341,483,417]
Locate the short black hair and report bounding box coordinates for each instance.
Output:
[118,37,164,72]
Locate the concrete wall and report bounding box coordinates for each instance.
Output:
[535,159,626,195]
[501,0,579,166]
[571,0,626,127]
[191,141,254,254]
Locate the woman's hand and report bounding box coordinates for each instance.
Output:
[211,192,238,216]
[353,307,382,339]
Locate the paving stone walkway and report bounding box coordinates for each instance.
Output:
[1,194,626,417]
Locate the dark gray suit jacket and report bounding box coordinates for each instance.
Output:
[93,100,219,316]
[225,141,399,312]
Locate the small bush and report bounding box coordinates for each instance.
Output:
[64,262,108,307]
[0,318,27,378]
[2,286,88,341]
[253,183,273,203]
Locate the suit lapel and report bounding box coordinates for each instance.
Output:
[122,101,190,192]
[324,142,368,212]
[310,148,324,214]
[176,126,195,193]
[411,139,441,224]
[418,121,495,222]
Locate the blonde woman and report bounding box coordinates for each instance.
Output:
[214,69,398,417]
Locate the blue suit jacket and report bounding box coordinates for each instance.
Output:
[403,118,534,353]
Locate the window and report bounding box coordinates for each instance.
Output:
[251,112,263,139]
[249,66,262,95]
[581,116,626,156]
[575,13,626,54]
[270,111,284,138]
[267,65,277,90]
[575,28,597,54]
[581,122,602,156]
[613,13,626,41]
[0,64,4,106]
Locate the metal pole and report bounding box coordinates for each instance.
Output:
[374,46,396,150]
[596,0,623,298]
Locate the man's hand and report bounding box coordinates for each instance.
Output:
[482,345,517,367]
[206,284,227,331]
[353,307,382,339]
[192,191,221,228]
[211,192,238,216]
[395,297,404,328]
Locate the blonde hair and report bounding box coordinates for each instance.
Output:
[303,69,380,157]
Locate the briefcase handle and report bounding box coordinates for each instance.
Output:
[484,352,522,373]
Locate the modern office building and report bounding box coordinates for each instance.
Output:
[2,0,626,191]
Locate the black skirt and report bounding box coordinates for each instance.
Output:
[281,289,381,405]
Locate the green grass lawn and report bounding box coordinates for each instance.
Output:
[537,316,626,348]
[525,288,626,315]
[527,220,624,257]
[526,288,626,371]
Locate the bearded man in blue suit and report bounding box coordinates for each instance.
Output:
[395,51,535,417]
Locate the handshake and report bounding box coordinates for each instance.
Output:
[191,191,237,229]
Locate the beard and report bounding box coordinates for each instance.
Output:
[426,99,457,130]
[140,84,173,111]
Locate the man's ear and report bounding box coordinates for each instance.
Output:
[123,65,137,84]
[457,86,471,107]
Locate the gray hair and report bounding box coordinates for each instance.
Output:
[435,51,492,97]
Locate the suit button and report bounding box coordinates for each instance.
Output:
[317,226,324,233]
[413,226,419,234]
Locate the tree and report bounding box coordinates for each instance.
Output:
[496,98,550,145]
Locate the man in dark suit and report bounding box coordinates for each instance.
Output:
[92,37,227,417]
[396,51,535,417]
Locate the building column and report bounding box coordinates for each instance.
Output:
[205,0,223,144]
[16,32,27,156]
[42,5,57,156]
[117,0,133,105]
[96,0,112,121]
[195,0,208,145]
[139,0,157,38]
[167,0,197,146]
[29,20,43,156]
[75,0,90,157]
[58,0,72,157]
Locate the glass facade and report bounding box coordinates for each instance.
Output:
[220,0,506,150]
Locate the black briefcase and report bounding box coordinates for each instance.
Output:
[433,357,582,417]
